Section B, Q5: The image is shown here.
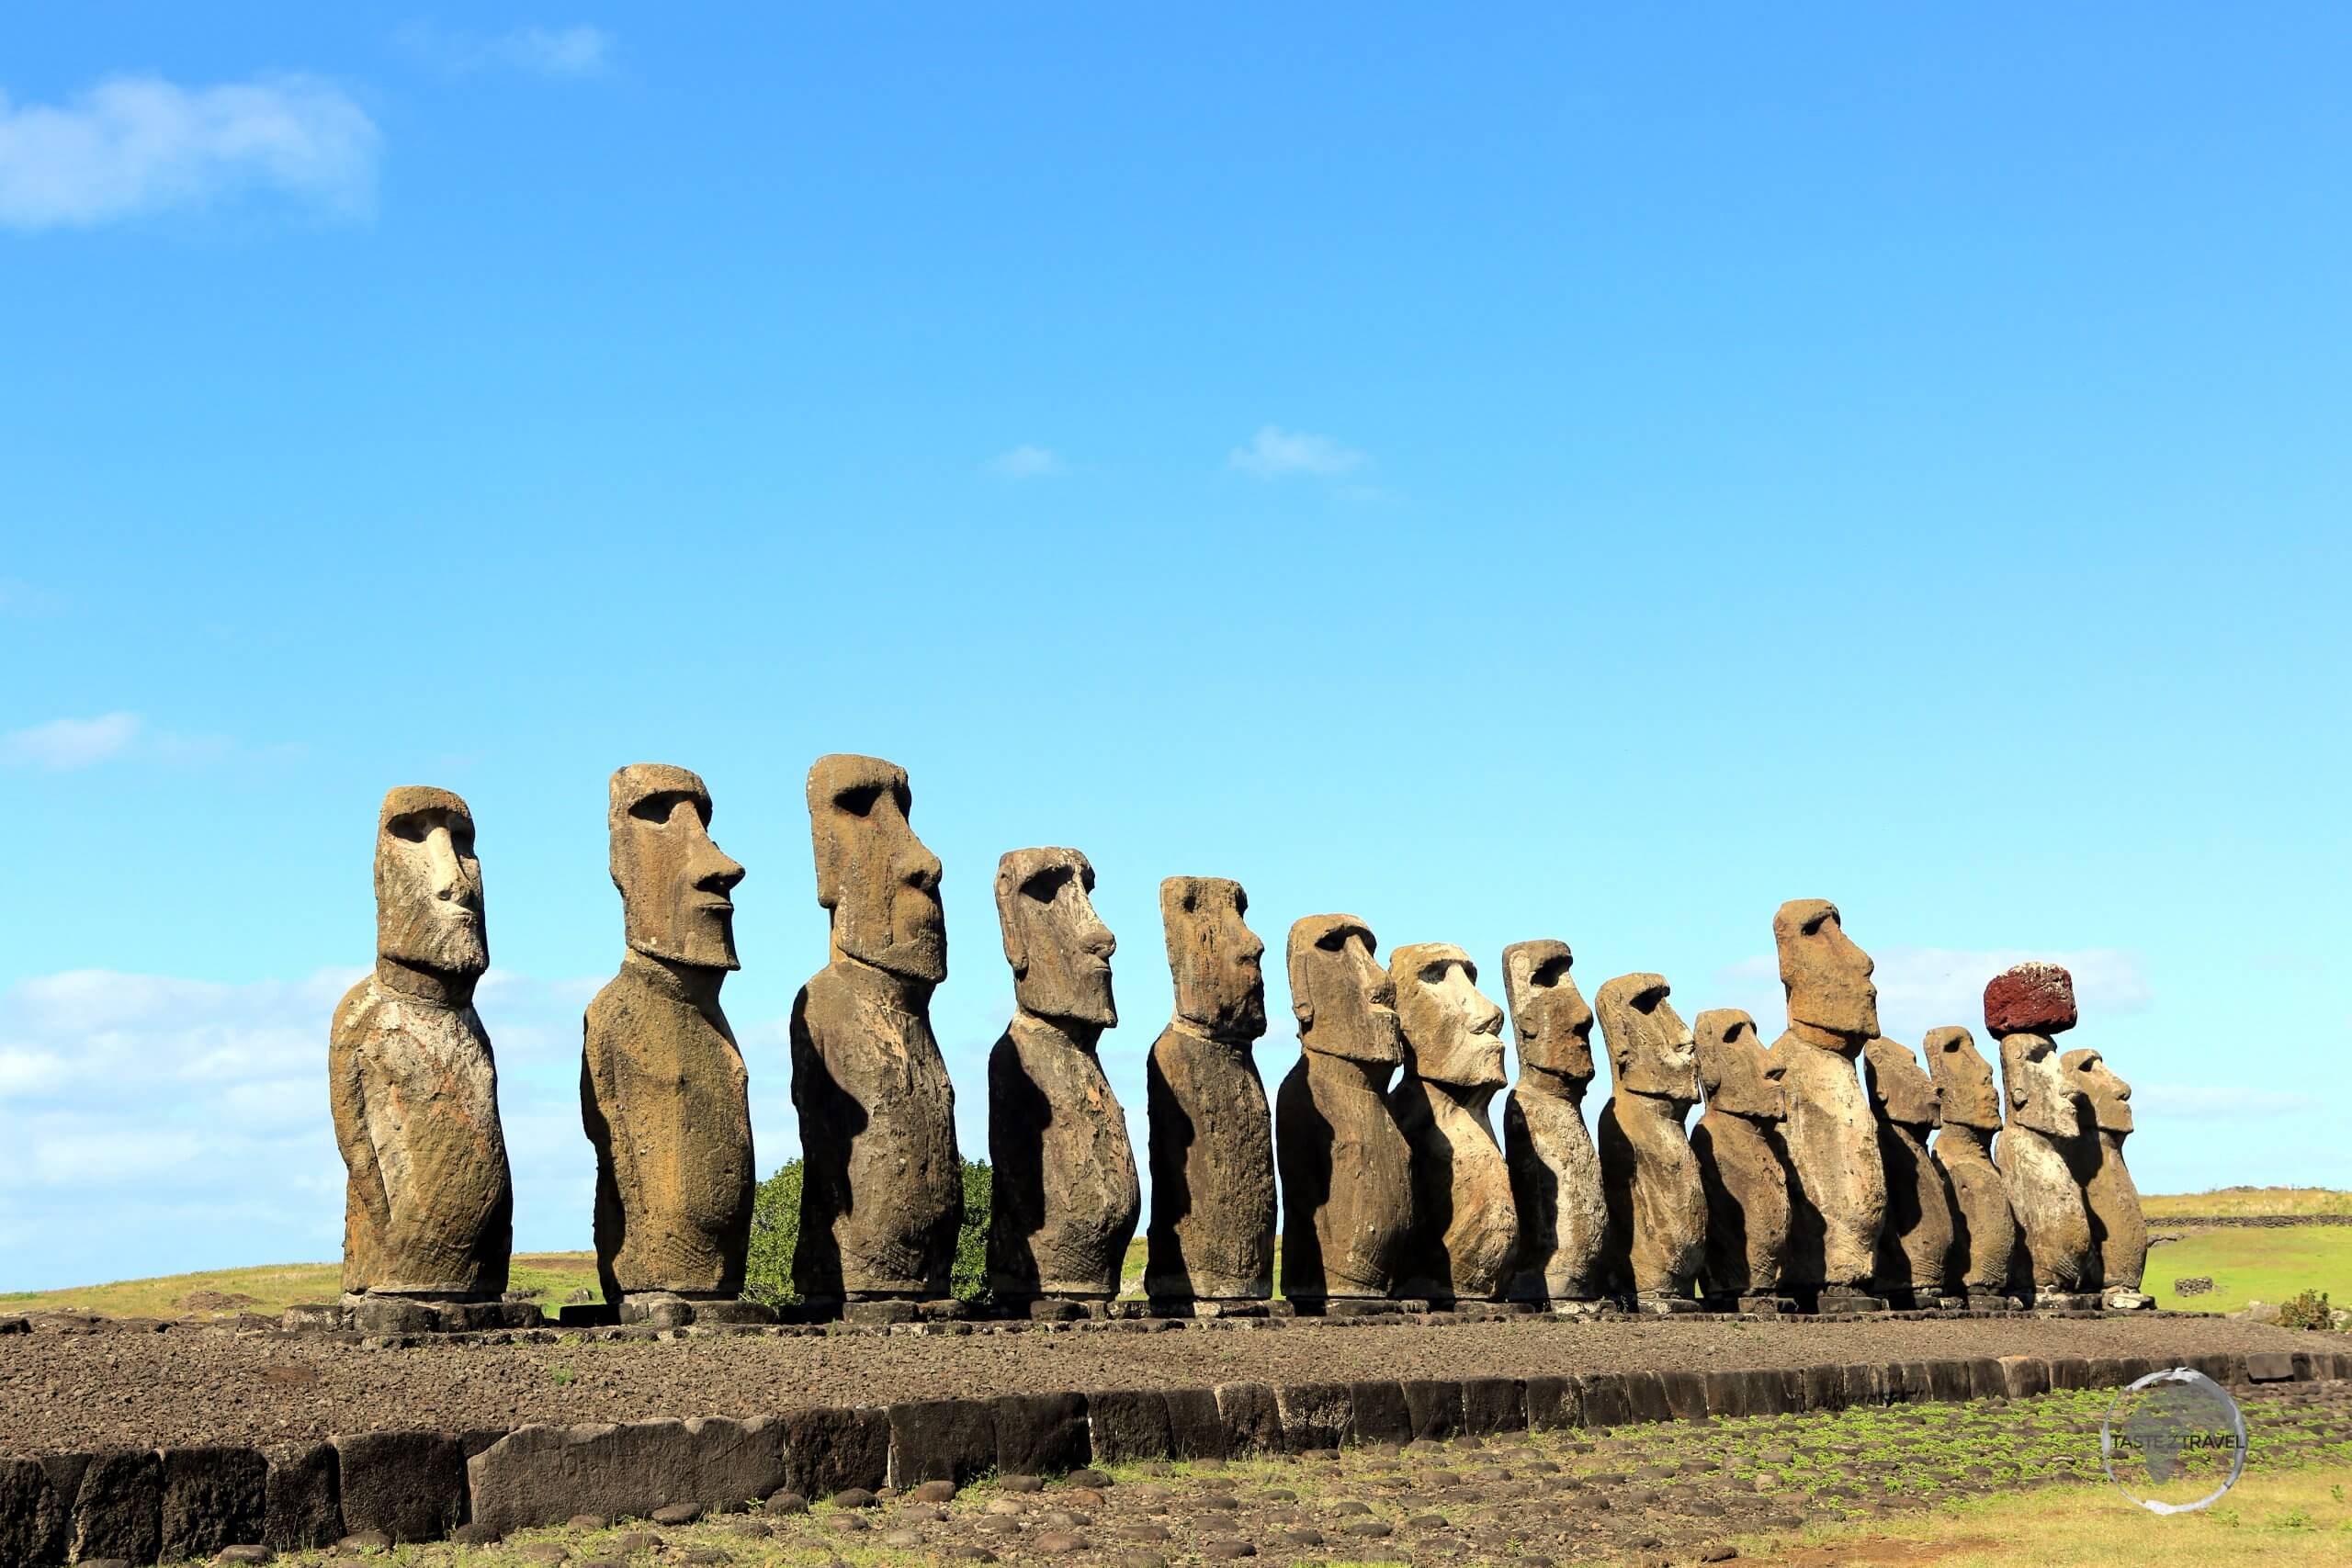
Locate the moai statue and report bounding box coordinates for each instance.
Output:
[1274,914,1414,1306]
[1862,1036,1962,1309]
[2063,1048,2151,1310]
[987,848,1141,1308]
[1925,1025,2020,1307]
[1498,941,1611,1313]
[1766,898,1889,1311]
[1386,943,1517,1303]
[791,755,963,1310]
[1145,876,1276,1308]
[331,787,514,1311]
[1593,974,1706,1313]
[1984,962,2098,1307]
[1689,1009,1792,1313]
[582,765,760,1320]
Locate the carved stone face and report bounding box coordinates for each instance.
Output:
[1500,940,1594,1085]
[1595,972,1700,1102]
[1924,1025,2002,1131]
[1862,1037,1942,1129]
[375,785,487,978]
[1774,898,1880,1043]
[2062,1047,2133,1134]
[610,764,744,971]
[1999,1032,2086,1138]
[1287,914,1403,1066]
[807,753,946,983]
[997,847,1116,1029]
[1984,962,2077,1038]
[1695,1009,1784,1120]
[1160,876,1266,1042]
[1390,942,1508,1090]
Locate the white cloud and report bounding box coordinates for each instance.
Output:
[0,712,141,769]
[1228,424,1369,479]
[1710,945,2152,1045]
[984,445,1066,479]
[0,73,380,231]
[399,24,616,79]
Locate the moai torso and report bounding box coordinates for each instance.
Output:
[792,755,962,1300]
[1499,941,1610,1303]
[1594,974,1706,1303]
[1767,900,1888,1293]
[1986,963,2097,1294]
[1925,1025,2018,1294]
[986,848,1140,1301]
[332,787,513,1299]
[1863,1036,1959,1304]
[1145,877,1276,1302]
[1274,915,1413,1301]
[1386,944,1516,1303]
[2064,1048,2147,1295]
[1689,1010,1791,1301]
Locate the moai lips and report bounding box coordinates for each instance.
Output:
[1924,1025,2019,1301]
[1689,1009,1792,1307]
[1863,1037,1960,1307]
[2064,1047,2149,1303]
[1594,974,1706,1310]
[1769,899,1890,1303]
[1499,941,1610,1305]
[1387,944,1517,1303]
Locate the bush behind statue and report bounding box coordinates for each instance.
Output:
[745,1156,993,1308]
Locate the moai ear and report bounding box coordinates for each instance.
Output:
[994,856,1029,978]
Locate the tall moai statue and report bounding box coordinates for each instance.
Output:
[987,848,1141,1307]
[1766,898,1890,1311]
[2063,1047,2151,1310]
[1924,1026,2020,1308]
[1984,962,2098,1306]
[1689,1009,1792,1312]
[1862,1036,1962,1309]
[582,765,760,1319]
[331,787,514,1309]
[791,755,963,1308]
[1275,914,1414,1306]
[1146,876,1276,1307]
[1593,974,1706,1313]
[1386,944,1517,1303]
[1498,941,1611,1312]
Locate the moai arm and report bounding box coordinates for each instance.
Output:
[329,983,390,1236]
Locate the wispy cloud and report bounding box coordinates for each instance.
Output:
[398,24,616,79]
[984,444,1066,479]
[0,712,142,770]
[0,73,380,231]
[1228,424,1369,480]
[1711,944,2152,1045]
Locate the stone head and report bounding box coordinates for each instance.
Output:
[807,753,946,983]
[1695,1009,1784,1120]
[609,764,744,971]
[1773,898,1880,1044]
[1924,1025,2003,1132]
[375,785,487,980]
[1500,940,1594,1086]
[996,847,1117,1030]
[1998,1030,2086,1138]
[1594,972,1700,1103]
[1862,1037,1942,1130]
[1984,962,2077,1038]
[1390,942,1508,1090]
[1159,876,1266,1043]
[1286,914,1403,1066]
[2061,1047,2133,1134]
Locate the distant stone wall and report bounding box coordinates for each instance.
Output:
[2151,1213,2352,1228]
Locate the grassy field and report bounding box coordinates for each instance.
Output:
[0,1252,603,1320]
[2150,1225,2352,1315]
[2144,1187,2352,1219]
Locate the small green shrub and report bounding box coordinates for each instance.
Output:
[955,1159,992,1304]
[744,1155,992,1308]
[2278,1288,2335,1331]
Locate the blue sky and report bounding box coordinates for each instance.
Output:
[3,6,2346,1292]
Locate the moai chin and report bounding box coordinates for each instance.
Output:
[1274,914,1413,1303]
[1985,962,2098,1304]
[1689,1009,1792,1312]
[581,765,758,1314]
[2063,1047,2151,1309]
[1145,876,1276,1305]
[791,754,963,1304]
[1593,974,1707,1312]
[987,847,1141,1303]
[332,786,514,1303]
[1924,1025,2021,1306]
[1767,898,1890,1310]
[1862,1037,1962,1309]
[1498,941,1611,1310]
[1386,943,1517,1304]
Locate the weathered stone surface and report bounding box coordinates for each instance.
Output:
[1213,1382,1282,1455]
[1594,974,1705,1305]
[1273,1382,1351,1451]
[993,1393,1091,1476]
[0,1455,74,1567]
[988,849,1140,1302]
[333,787,514,1301]
[1690,1008,1792,1303]
[1386,943,1516,1303]
[1085,1389,1173,1463]
[1461,1377,1526,1434]
[2063,1048,2148,1299]
[793,755,962,1301]
[160,1446,266,1562]
[886,1399,997,1486]
[1161,1388,1230,1459]
[333,1430,464,1543]
[72,1450,161,1565]
[1275,915,1412,1302]
[1862,1037,1960,1305]
[1343,1381,1413,1444]
[1766,899,1888,1294]
[1498,941,1610,1304]
[261,1442,341,1551]
[1400,1379,1464,1439]
[1984,962,2077,1038]
[1924,1026,2018,1295]
[779,1406,888,1499]
[1145,877,1276,1303]
[1988,964,2096,1297]
[582,765,753,1307]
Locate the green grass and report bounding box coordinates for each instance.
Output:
[2150,1225,2352,1315]
[0,1252,603,1320]
[2144,1188,2352,1219]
